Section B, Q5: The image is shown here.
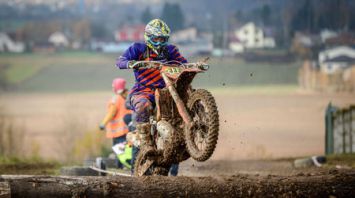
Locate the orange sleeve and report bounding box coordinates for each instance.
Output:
[100,103,117,126]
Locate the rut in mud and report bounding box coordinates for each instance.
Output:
[1,169,355,197]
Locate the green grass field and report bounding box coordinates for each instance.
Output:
[0,156,61,175]
[0,52,301,92]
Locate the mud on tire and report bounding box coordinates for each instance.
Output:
[134,147,169,176]
[185,89,219,162]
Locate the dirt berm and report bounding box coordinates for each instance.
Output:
[1,169,354,197]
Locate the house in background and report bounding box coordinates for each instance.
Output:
[318,46,355,74]
[320,29,338,43]
[90,24,145,53]
[0,32,25,53]
[48,32,69,48]
[170,27,198,43]
[324,32,355,48]
[171,27,213,56]
[293,32,317,48]
[229,22,276,53]
[32,41,56,53]
[115,24,145,42]
[90,40,131,53]
[291,32,322,58]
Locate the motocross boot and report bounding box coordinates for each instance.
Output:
[136,123,153,147]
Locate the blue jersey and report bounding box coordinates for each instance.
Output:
[116,42,187,99]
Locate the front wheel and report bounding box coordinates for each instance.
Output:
[185,89,219,162]
[134,146,169,176]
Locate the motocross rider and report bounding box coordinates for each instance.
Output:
[116,19,187,147]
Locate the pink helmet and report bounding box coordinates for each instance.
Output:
[112,78,126,93]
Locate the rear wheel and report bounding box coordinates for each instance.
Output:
[185,89,219,162]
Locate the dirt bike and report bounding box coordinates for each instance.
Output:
[132,59,219,176]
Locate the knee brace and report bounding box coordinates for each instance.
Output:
[132,97,153,122]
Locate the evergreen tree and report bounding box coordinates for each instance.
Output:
[261,4,271,26]
[90,20,109,39]
[291,0,315,32]
[289,0,352,33]
[234,10,244,23]
[161,2,185,31]
[141,7,153,24]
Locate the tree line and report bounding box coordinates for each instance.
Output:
[1,0,354,47]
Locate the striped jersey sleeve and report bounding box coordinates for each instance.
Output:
[116,43,145,69]
[167,45,188,64]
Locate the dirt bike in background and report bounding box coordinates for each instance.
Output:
[132,59,219,176]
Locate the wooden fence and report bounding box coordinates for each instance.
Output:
[299,60,355,92]
[325,104,355,154]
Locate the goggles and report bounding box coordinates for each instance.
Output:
[150,35,169,46]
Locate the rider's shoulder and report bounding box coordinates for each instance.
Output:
[130,42,147,50]
[166,44,178,49]
[166,44,180,52]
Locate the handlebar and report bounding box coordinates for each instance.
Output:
[131,60,210,71]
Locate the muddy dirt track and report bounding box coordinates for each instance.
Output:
[1,168,355,197]
[2,160,355,197]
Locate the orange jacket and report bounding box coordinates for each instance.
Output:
[101,95,132,138]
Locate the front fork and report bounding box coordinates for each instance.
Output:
[161,73,193,128]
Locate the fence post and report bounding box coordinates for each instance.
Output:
[351,105,355,153]
[342,110,346,153]
[343,108,352,153]
[325,102,337,155]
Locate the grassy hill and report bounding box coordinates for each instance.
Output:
[0,52,300,92]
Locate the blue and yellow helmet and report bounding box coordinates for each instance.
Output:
[144,19,170,53]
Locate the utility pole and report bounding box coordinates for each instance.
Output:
[222,13,229,56]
